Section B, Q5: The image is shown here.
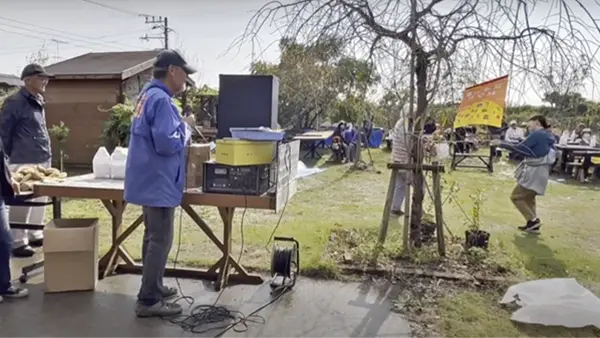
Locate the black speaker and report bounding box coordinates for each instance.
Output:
[217,75,279,139]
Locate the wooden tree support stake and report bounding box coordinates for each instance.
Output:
[379,162,446,256]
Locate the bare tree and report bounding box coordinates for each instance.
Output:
[240,0,600,247]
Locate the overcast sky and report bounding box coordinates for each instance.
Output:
[1,0,599,107]
[0,0,279,88]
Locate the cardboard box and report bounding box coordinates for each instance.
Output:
[43,218,99,293]
[186,143,211,189]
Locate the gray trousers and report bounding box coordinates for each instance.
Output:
[392,172,408,212]
[137,206,175,305]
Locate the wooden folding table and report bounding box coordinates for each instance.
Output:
[34,175,276,291]
[294,130,334,159]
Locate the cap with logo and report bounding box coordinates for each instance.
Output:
[20,64,53,80]
[153,49,197,75]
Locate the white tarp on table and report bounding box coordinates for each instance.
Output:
[500,278,600,328]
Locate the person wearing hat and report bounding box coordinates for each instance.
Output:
[504,120,525,160]
[0,64,53,258]
[123,50,196,318]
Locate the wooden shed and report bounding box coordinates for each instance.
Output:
[44,50,194,167]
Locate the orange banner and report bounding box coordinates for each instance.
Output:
[453,75,509,128]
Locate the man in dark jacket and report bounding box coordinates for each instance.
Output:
[0,64,53,257]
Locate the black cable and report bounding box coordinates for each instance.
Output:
[163,138,295,337]
[265,146,293,251]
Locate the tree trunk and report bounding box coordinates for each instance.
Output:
[409,52,429,248]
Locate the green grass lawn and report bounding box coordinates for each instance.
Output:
[55,148,600,336]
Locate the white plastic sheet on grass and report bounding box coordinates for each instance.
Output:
[297,161,325,178]
[500,278,600,328]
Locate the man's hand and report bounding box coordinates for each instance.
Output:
[11,179,20,195]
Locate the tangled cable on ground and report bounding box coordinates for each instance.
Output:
[161,141,294,337]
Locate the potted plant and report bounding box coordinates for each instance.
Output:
[464,189,490,249]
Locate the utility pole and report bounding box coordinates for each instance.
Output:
[140,16,171,49]
[50,39,67,62]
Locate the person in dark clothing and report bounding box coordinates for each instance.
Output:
[423,117,436,135]
[0,64,53,258]
[489,122,506,157]
[332,121,348,162]
[453,127,467,153]
[0,136,29,302]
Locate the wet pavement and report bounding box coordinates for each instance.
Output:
[2,257,411,337]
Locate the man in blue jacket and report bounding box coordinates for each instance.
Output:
[123,50,196,317]
[0,64,53,257]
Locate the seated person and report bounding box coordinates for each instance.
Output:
[575,128,595,182]
[504,120,524,143]
[569,123,586,143]
[331,121,348,162]
[504,120,525,160]
[572,128,593,145]
[331,136,347,162]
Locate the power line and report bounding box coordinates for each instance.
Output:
[97,29,150,39]
[79,0,152,17]
[0,16,147,51]
[0,23,110,51]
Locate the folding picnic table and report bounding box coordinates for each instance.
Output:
[294,130,334,159]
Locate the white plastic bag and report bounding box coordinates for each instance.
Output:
[500,278,600,329]
[110,147,128,180]
[92,147,111,179]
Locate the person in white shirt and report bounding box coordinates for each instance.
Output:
[569,123,586,142]
[390,116,410,216]
[504,120,525,143]
[504,120,525,160]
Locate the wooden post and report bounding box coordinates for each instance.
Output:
[383,162,445,252]
[354,129,362,167]
[402,176,411,254]
[432,162,446,256]
[378,169,398,244]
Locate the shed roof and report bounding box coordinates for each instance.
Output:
[0,73,23,87]
[45,50,160,80]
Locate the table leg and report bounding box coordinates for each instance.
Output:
[561,150,569,173]
[216,207,234,291]
[51,197,61,219]
[181,204,263,289]
[98,200,140,279]
[487,147,495,173]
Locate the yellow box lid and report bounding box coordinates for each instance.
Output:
[216,138,275,145]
